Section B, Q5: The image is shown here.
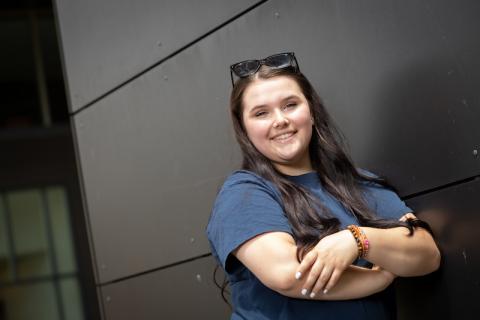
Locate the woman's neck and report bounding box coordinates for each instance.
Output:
[274,160,314,176]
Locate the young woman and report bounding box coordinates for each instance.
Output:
[207,52,440,319]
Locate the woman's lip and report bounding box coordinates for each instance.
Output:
[271,131,296,141]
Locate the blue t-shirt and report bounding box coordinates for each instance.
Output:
[206,169,413,320]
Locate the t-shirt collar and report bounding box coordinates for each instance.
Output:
[284,171,319,186]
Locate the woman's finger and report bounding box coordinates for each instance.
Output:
[323,268,344,294]
[309,265,333,298]
[301,261,324,296]
[295,250,317,280]
[399,212,417,222]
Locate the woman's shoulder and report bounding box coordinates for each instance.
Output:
[213,170,282,207]
[222,169,274,190]
[207,169,284,232]
[356,167,380,179]
[356,168,385,188]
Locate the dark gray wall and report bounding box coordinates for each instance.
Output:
[397,178,480,319]
[53,0,480,319]
[55,0,260,112]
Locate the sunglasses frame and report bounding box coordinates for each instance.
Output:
[229,52,300,86]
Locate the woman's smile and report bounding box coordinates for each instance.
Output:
[271,130,297,143]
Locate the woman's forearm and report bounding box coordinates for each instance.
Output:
[278,265,394,300]
[362,226,441,276]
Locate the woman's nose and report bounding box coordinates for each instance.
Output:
[272,111,289,128]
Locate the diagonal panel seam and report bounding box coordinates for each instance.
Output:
[70,0,269,117]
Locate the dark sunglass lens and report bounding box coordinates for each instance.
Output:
[233,60,260,77]
[265,54,291,68]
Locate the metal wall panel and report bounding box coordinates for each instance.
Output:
[297,0,480,193]
[74,0,480,283]
[74,48,242,283]
[396,178,480,318]
[100,256,230,320]
[53,0,260,112]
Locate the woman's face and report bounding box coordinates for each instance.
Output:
[241,76,314,175]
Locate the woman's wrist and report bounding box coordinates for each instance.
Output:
[341,229,361,261]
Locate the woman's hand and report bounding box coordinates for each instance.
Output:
[295,229,358,298]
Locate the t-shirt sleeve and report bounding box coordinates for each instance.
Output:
[366,185,413,220]
[359,169,413,220]
[206,172,293,273]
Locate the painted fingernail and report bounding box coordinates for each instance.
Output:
[295,272,302,280]
[301,288,308,295]
[310,292,316,298]
[323,289,328,294]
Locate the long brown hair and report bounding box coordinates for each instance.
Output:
[215,65,431,305]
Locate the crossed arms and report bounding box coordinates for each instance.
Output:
[233,213,441,300]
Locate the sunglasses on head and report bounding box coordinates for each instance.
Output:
[229,52,300,86]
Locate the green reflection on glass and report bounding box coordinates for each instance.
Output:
[7,189,52,278]
[60,277,84,320]
[0,281,59,320]
[47,187,77,274]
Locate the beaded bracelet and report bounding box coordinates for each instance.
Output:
[347,225,364,258]
[358,227,369,258]
[347,225,369,258]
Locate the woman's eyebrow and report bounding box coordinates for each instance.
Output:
[281,94,300,101]
[249,104,267,113]
[248,95,300,113]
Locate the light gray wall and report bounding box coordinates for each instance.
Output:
[54,0,480,318]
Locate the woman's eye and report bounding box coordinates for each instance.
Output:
[285,103,297,109]
[255,111,267,117]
